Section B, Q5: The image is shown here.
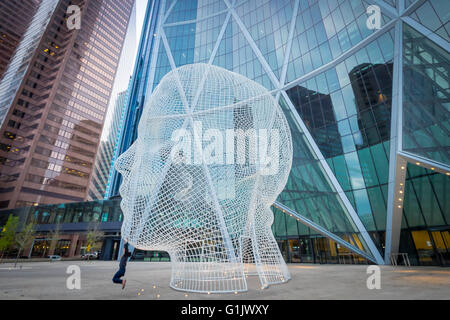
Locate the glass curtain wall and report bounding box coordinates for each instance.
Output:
[106,0,450,265]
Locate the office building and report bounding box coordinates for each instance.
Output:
[0,0,135,209]
[88,91,127,200]
[108,0,449,266]
[0,0,41,80]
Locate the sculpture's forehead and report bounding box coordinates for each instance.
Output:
[160,64,268,100]
[143,64,276,120]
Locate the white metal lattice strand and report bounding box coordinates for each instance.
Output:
[116,63,293,293]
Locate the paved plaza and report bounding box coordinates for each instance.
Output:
[0,261,449,300]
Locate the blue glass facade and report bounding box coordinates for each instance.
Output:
[5,0,445,265]
[107,0,163,198]
[104,0,450,266]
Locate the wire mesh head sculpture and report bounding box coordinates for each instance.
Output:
[116,63,293,293]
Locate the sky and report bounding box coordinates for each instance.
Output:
[136,0,149,46]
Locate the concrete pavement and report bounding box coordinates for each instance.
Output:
[0,261,449,300]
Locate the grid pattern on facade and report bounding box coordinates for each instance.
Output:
[108,0,449,265]
[0,0,135,209]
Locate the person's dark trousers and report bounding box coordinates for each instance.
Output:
[112,266,126,284]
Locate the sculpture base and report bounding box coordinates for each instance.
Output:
[170,262,247,294]
[168,262,290,293]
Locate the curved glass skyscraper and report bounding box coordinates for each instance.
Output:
[110,0,450,266]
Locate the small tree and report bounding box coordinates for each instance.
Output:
[0,215,19,263]
[14,221,36,267]
[48,223,61,256]
[86,222,103,260]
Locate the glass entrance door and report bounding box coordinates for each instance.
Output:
[431,230,450,267]
[411,231,437,266]
[312,237,338,264]
[299,238,314,263]
[288,239,301,263]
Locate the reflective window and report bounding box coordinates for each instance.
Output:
[409,0,449,42]
[285,30,394,235]
[403,24,450,166]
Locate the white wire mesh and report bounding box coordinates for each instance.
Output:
[116,63,293,293]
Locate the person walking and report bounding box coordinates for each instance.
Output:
[112,238,131,289]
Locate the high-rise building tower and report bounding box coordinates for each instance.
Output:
[108,0,450,267]
[0,0,41,81]
[89,2,137,201]
[0,0,135,209]
[88,90,127,200]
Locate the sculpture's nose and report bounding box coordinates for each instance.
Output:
[115,143,136,176]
